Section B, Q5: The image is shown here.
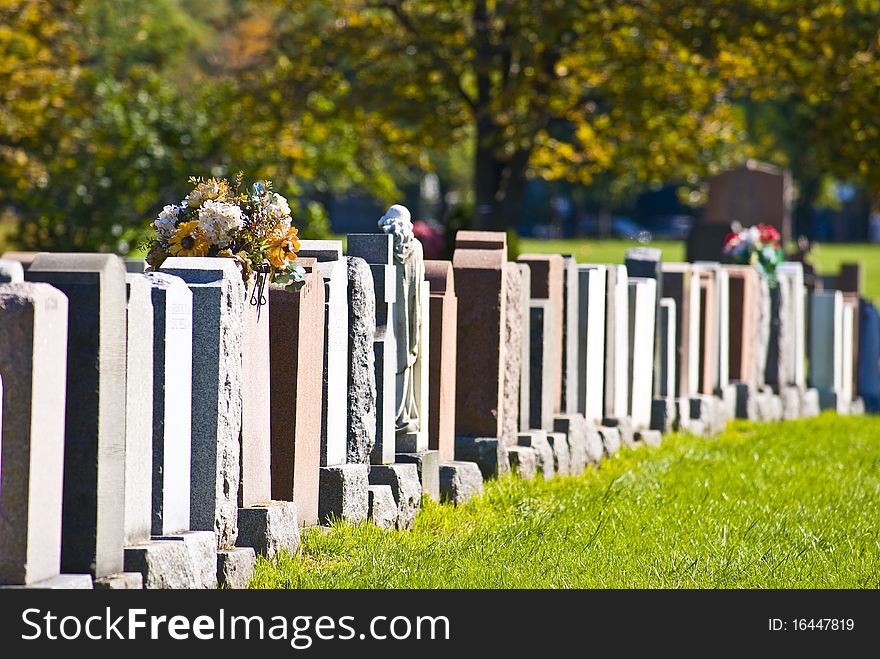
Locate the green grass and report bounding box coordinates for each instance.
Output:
[518,237,880,304]
[251,414,880,589]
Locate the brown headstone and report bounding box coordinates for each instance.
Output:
[502,263,523,445]
[268,258,325,526]
[425,260,457,461]
[704,161,792,246]
[517,254,564,412]
[725,265,760,387]
[698,270,718,395]
[454,231,507,252]
[452,237,508,438]
[838,263,862,295]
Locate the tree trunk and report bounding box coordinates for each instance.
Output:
[473,117,531,232]
[598,206,612,240]
[794,175,820,241]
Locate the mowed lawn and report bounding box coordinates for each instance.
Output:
[252,414,880,589]
[518,237,880,304]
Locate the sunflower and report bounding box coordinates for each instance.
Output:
[168,221,209,257]
[267,223,300,269]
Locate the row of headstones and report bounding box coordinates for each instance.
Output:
[0,224,874,589]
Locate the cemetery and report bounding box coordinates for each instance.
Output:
[2,179,879,589]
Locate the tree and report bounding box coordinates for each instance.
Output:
[254,0,755,230]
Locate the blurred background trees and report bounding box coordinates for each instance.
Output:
[0,0,878,250]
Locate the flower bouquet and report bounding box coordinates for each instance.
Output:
[722,223,784,287]
[146,175,305,292]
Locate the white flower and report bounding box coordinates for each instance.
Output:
[197,199,244,247]
[748,226,760,245]
[269,193,291,218]
[154,204,181,239]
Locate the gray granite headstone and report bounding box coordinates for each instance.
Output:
[627,277,657,430]
[502,263,524,445]
[577,265,606,424]
[142,272,193,535]
[346,234,397,464]
[346,256,377,463]
[26,253,128,578]
[298,240,349,466]
[124,274,154,546]
[529,300,556,430]
[625,248,662,393]
[0,283,68,585]
[159,257,243,549]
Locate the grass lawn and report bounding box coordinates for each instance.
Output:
[519,237,880,304]
[252,413,880,589]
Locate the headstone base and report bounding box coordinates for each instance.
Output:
[801,388,821,417]
[553,413,602,469]
[517,431,555,480]
[0,574,93,590]
[236,502,301,559]
[439,462,484,505]
[546,432,571,476]
[125,539,199,589]
[367,485,398,530]
[690,395,722,436]
[602,417,635,447]
[781,386,802,420]
[850,397,865,416]
[318,464,369,525]
[93,572,143,590]
[396,431,427,454]
[717,384,738,423]
[153,531,217,589]
[396,450,440,501]
[368,464,422,531]
[597,426,622,456]
[755,387,784,421]
[454,436,510,479]
[733,382,758,420]
[650,398,676,433]
[217,547,256,589]
[507,446,538,480]
[635,430,662,447]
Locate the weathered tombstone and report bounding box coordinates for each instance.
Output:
[26,254,127,578]
[576,265,606,425]
[346,233,397,464]
[809,290,844,411]
[529,299,557,430]
[502,263,524,445]
[124,275,154,546]
[560,255,579,414]
[268,259,325,525]
[296,240,348,467]
[142,272,193,536]
[517,253,564,413]
[159,257,243,550]
[345,256,376,464]
[517,264,532,432]
[0,283,70,586]
[240,275,272,507]
[0,259,24,283]
[452,231,508,438]
[627,278,657,430]
[424,260,457,461]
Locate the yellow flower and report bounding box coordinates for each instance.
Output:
[168,221,209,257]
[267,223,300,269]
[185,177,231,209]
